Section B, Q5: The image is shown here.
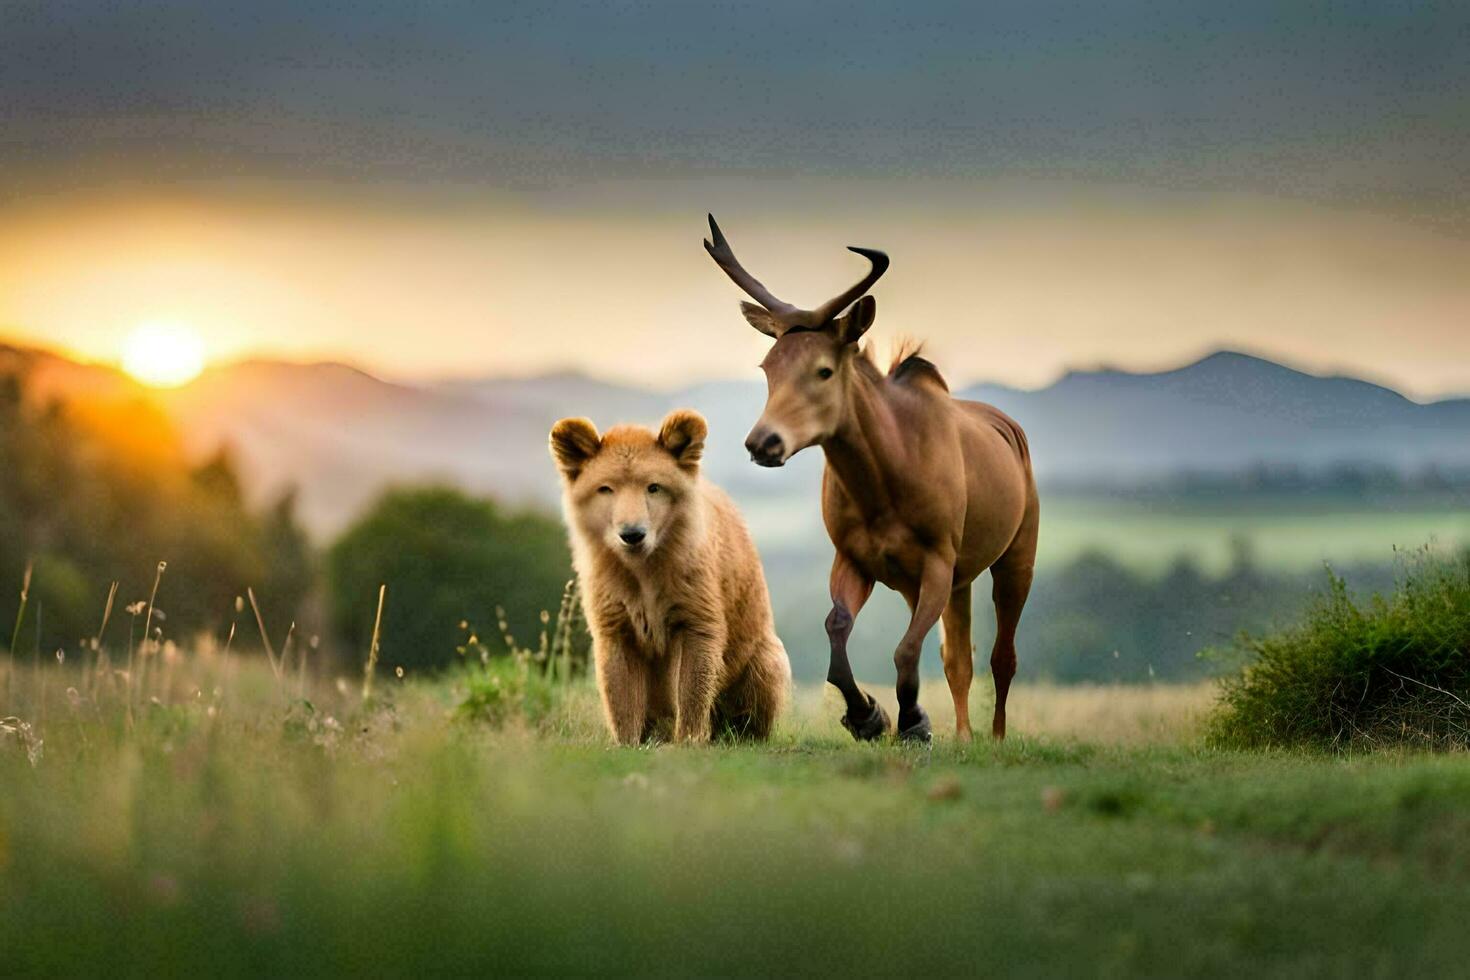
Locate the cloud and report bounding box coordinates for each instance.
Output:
[3,1,1468,214]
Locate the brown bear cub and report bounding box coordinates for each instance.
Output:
[550,409,790,744]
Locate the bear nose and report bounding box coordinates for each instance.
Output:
[745,429,784,465]
[618,525,646,545]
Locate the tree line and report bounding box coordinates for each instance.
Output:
[0,370,573,673]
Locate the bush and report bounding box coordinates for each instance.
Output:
[327,486,576,673]
[456,656,560,729]
[1212,549,1470,750]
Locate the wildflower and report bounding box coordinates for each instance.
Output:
[0,716,44,767]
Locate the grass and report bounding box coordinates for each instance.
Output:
[1036,495,1470,575]
[5,650,1470,977]
[1215,550,1470,749]
[752,494,1470,579]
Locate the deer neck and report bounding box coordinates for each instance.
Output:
[821,369,902,518]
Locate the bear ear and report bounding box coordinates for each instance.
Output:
[549,417,601,481]
[658,409,707,470]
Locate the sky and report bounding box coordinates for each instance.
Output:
[2,1,1468,396]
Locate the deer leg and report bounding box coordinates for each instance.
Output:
[989,554,1034,741]
[827,557,884,740]
[940,583,975,742]
[893,557,954,743]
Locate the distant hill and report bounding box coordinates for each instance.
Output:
[964,350,1470,481]
[0,344,139,402]
[5,341,1468,536]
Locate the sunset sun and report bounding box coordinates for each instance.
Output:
[121,322,206,388]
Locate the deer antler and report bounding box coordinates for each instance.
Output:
[704,214,889,334]
[810,246,890,326]
[704,215,800,319]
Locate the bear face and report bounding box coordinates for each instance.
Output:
[550,410,707,563]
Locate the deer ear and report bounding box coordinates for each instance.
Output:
[833,295,876,345]
[658,409,707,470]
[741,302,784,339]
[549,417,601,481]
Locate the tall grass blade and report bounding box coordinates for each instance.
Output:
[142,561,166,654]
[9,560,32,658]
[93,581,118,652]
[137,562,166,702]
[362,584,386,703]
[247,587,282,681]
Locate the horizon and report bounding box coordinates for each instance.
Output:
[11,331,1470,406]
[5,188,1470,400]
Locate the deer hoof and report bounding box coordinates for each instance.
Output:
[841,693,890,742]
[896,706,932,743]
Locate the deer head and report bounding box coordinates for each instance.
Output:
[703,214,888,466]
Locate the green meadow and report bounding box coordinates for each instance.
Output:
[1034,495,1470,575]
[6,654,1470,978]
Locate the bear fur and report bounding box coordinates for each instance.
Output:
[550,409,790,744]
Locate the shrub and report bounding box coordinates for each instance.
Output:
[1212,549,1470,750]
[456,656,560,729]
[327,486,577,673]
[455,588,587,731]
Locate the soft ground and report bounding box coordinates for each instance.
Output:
[4,654,1470,978]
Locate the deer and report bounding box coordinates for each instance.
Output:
[703,215,1039,741]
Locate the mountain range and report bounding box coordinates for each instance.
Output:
[5,342,1469,537]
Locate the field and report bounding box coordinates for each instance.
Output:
[752,493,1470,579]
[1036,495,1470,575]
[6,653,1470,978]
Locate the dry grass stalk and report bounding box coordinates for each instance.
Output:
[141,562,166,655]
[247,587,282,681]
[280,621,297,679]
[135,562,167,703]
[93,581,118,651]
[549,577,581,683]
[362,584,386,703]
[8,560,32,658]
[88,581,119,701]
[6,561,33,709]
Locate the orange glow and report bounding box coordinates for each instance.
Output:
[4,184,1470,398]
[121,322,206,388]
